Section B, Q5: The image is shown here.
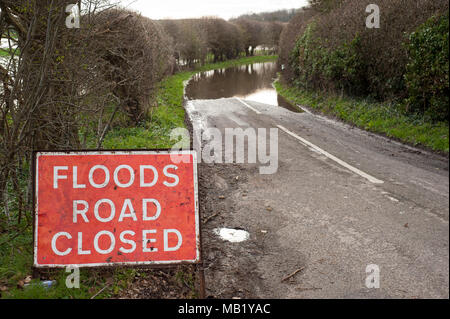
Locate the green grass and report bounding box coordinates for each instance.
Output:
[274,79,449,153]
[0,48,20,57]
[0,205,139,299]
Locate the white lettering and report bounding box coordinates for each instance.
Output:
[143,199,161,221]
[94,199,115,223]
[77,232,91,255]
[54,166,68,189]
[118,199,138,222]
[119,231,136,254]
[51,232,72,256]
[163,165,179,187]
[140,165,158,187]
[114,165,135,188]
[89,165,110,189]
[143,230,158,252]
[164,229,182,252]
[73,166,86,189]
[73,200,89,223]
[93,231,115,255]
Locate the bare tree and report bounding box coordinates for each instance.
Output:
[201,18,244,62]
[233,19,264,56]
[159,19,208,69]
[0,1,175,222]
[91,9,174,124]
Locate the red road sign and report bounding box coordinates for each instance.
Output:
[33,151,199,268]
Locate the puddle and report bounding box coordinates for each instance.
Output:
[186,62,302,113]
[213,228,250,243]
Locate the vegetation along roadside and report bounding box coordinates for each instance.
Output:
[274,78,449,154]
[0,54,277,299]
[277,0,448,154]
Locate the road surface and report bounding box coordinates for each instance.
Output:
[187,97,449,299]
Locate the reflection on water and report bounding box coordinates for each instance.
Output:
[186,62,302,113]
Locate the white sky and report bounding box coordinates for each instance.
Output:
[120,0,309,20]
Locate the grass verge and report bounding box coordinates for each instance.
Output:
[274,79,449,154]
[0,197,140,299]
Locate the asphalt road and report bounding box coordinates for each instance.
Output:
[187,97,449,299]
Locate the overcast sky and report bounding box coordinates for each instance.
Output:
[120,0,309,20]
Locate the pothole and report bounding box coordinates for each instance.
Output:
[213,228,250,243]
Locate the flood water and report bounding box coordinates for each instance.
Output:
[185,62,301,113]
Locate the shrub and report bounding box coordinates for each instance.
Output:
[159,19,208,68]
[282,0,449,103]
[233,19,283,55]
[289,22,324,89]
[278,7,318,81]
[290,23,367,95]
[404,14,449,121]
[91,9,175,124]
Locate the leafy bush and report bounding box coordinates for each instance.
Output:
[278,7,318,81]
[405,14,449,121]
[327,35,368,94]
[290,23,367,95]
[282,0,449,102]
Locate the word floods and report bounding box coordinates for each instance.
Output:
[33,151,199,268]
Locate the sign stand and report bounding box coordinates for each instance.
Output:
[32,149,205,297]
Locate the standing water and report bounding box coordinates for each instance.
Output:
[185,61,302,113]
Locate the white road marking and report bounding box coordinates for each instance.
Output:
[277,125,384,184]
[387,196,400,203]
[231,98,384,184]
[235,97,261,115]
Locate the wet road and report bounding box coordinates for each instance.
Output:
[187,96,449,299]
[186,61,302,113]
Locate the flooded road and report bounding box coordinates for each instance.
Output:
[186,61,301,113]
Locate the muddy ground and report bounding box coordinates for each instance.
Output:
[119,162,262,299]
[198,163,266,299]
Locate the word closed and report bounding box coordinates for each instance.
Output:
[34,151,199,268]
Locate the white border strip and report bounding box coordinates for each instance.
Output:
[34,150,200,268]
[235,97,261,114]
[278,125,384,184]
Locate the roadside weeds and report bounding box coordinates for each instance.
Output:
[274,79,449,155]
